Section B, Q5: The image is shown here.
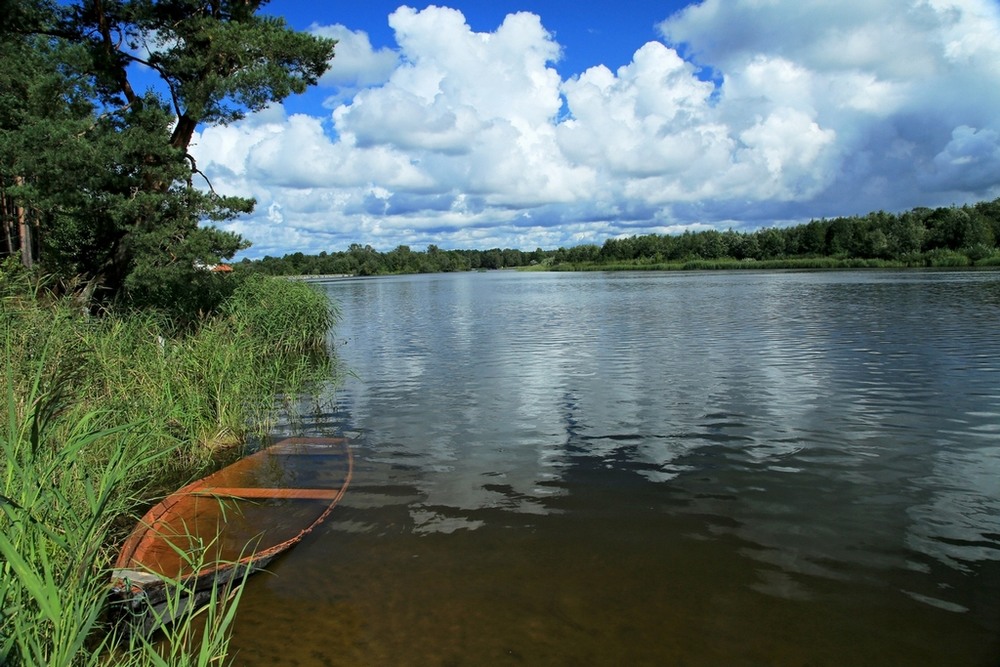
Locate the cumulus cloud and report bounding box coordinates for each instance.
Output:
[191,1,1000,257]
[309,23,398,105]
[926,125,1000,192]
[660,0,1000,213]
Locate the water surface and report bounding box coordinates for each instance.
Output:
[232,270,1000,666]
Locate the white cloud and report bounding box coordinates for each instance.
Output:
[309,23,398,106]
[558,43,723,181]
[925,125,1000,192]
[659,0,1000,210]
[330,6,594,208]
[191,2,1000,257]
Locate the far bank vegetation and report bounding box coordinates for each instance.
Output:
[241,198,1000,276]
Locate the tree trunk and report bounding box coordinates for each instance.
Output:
[17,208,31,268]
[14,176,32,268]
[1,185,14,258]
[170,114,197,152]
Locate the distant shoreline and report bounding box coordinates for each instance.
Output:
[281,259,1000,281]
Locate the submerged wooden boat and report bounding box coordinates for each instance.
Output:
[110,437,353,632]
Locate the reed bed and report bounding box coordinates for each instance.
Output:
[0,268,337,666]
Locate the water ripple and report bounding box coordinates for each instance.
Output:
[238,270,1000,665]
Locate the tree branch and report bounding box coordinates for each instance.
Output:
[93,0,138,106]
[75,102,132,137]
[131,37,186,120]
[185,153,217,193]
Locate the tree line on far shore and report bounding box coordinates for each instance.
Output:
[241,198,1000,276]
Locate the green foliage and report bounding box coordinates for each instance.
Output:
[111,542,250,667]
[122,226,249,317]
[242,245,550,276]
[222,275,338,355]
[233,198,1000,277]
[922,248,972,267]
[974,253,1000,267]
[114,3,335,128]
[0,270,337,665]
[0,0,335,313]
[0,316,165,665]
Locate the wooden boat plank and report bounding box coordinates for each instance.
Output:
[111,437,353,631]
[191,487,348,500]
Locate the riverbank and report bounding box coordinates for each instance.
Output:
[0,269,337,665]
[532,253,1000,272]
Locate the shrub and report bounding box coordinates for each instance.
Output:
[924,248,972,267]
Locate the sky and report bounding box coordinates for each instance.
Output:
[185,0,1000,258]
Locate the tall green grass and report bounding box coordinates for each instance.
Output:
[109,536,251,667]
[975,254,1000,267]
[222,274,339,355]
[0,269,338,666]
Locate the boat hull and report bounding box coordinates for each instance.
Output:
[110,437,353,633]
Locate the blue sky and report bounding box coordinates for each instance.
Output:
[270,1,691,83]
[264,1,698,122]
[186,0,1000,258]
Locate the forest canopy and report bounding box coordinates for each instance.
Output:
[0,0,335,312]
[239,198,1000,276]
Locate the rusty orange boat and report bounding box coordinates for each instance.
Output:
[111,437,353,631]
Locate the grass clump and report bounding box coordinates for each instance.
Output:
[0,268,338,666]
[222,273,339,355]
[109,537,252,667]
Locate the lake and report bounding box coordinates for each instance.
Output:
[229,270,1000,666]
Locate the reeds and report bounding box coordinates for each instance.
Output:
[221,273,339,355]
[0,270,337,666]
[108,536,252,667]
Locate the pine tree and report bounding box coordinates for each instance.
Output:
[0,0,336,312]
